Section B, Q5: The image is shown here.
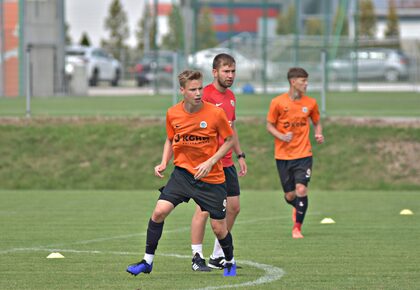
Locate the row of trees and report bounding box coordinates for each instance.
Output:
[66,0,217,62]
[276,0,399,38]
[67,0,401,62]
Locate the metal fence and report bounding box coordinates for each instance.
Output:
[2,1,420,97]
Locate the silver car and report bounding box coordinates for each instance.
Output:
[329,48,410,82]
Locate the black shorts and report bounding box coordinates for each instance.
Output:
[276,156,313,193]
[159,166,227,220]
[224,165,240,197]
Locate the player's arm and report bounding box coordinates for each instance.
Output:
[231,122,247,176]
[313,121,324,144]
[154,137,173,178]
[194,135,234,180]
[266,121,292,143]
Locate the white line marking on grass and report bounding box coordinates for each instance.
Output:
[8,248,285,289]
[0,212,321,255]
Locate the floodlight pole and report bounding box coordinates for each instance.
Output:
[321,50,327,117]
[0,0,4,97]
[25,44,32,118]
[172,51,178,106]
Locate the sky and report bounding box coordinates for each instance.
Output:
[65,0,145,47]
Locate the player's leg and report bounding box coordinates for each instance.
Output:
[127,200,174,275]
[292,157,312,239]
[276,159,298,222]
[190,205,211,271]
[127,167,190,276]
[191,204,209,258]
[210,218,236,276]
[210,166,240,269]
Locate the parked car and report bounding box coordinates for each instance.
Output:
[134,51,175,87]
[188,47,279,82]
[65,45,121,86]
[329,48,410,82]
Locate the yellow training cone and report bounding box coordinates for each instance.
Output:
[400,209,414,215]
[47,252,65,259]
[320,218,335,224]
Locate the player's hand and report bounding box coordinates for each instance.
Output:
[154,163,167,178]
[315,134,324,144]
[238,158,247,177]
[281,132,293,143]
[194,160,213,180]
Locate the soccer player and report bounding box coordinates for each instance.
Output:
[126,70,237,276]
[190,53,247,271]
[266,67,324,239]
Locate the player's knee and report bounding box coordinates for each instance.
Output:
[228,204,240,216]
[295,184,307,197]
[284,191,296,201]
[151,209,168,223]
[211,222,227,239]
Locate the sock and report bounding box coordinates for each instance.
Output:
[295,196,308,224]
[143,253,154,265]
[191,244,203,258]
[145,219,164,256]
[218,232,234,262]
[284,195,297,207]
[211,238,224,258]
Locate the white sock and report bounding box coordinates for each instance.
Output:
[225,257,235,264]
[211,238,224,258]
[143,253,154,265]
[191,244,203,258]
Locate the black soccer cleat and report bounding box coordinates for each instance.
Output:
[208,255,225,270]
[191,253,211,272]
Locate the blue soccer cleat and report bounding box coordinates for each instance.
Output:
[223,262,237,277]
[126,259,153,276]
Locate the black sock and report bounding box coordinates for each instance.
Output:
[295,196,308,224]
[218,232,234,261]
[284,195,297,207]
[145,219,164,255]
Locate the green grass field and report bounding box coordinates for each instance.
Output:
[1,189,419,289]
[1,90,419,289]
[1,91,419,117]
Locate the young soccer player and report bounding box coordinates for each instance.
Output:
[266,67,324,239]
[126,70,237,276]
[190,53,247,271]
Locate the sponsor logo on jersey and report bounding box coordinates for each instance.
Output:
[302,107,308,113]
[173,134,210,144]
[216,103,223,107]
[283,121,307,128]
[200,121,207,128]
[230,100,235,107]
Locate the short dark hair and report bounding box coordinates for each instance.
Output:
[213,53,236,69]
[287,67,309,82]
[178,70,202,88]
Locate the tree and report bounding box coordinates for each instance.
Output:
[276,4,296,35]
[65,22,72,45]
[306,18,323,35]
[79,32,91,47]
[359,0,376,38]
[102,0,130,60]
[196,6,218,50]
[135,3,157,53]
[385,0,399,38]
[162,4,184,51]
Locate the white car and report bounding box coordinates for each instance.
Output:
[188,47,278,82]
[66,45,121,86]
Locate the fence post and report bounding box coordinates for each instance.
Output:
[25,44,32,118]
[321,50,327,117]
